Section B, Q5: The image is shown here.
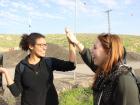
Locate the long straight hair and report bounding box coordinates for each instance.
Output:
[94,33,124,83]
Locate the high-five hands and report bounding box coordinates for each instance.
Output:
[65,27,79,45]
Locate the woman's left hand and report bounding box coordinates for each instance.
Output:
[0,67,7,74]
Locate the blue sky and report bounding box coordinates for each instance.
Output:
[0,0,140,35]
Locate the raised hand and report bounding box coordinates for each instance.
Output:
[65,27,79,45]
[65,27,84,52]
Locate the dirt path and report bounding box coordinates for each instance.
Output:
[3,62,140,84]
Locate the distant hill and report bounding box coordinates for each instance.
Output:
[2,43,83,68]
[0,34,140,53]
[1,43,140,68]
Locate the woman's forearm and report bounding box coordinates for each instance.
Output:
[69,43,76,63]
[75,41,84,53]
[4,70,14,86]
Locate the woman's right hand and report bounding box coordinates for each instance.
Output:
[65,27,84,52]
[0,67,14,86]
[65,28,79,45]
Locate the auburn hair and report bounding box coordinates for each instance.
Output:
[94,33,124,80]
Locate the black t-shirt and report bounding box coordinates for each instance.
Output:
[29,61,40,75]
[8,56,75,105]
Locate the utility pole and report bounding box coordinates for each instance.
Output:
[105,9,112,33]
[75,0,77,36]
[73,0,78,80]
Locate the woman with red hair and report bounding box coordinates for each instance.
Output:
[65,28,140,105]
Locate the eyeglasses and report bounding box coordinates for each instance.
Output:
[35,43,47,48]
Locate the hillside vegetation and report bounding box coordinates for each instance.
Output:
[0,34,140,53]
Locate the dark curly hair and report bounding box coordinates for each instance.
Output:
[19,33,45,51]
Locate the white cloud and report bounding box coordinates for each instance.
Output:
[51,0,98,16]
[11,1,35,12]
[38,0,51,8]
[97,0,136,9]
[0,0,64,29]
[10,1,63,20]
[124,0,134,5]
[57,0,75,10]
[44,13,64,19]
[39,0,48,2]
[0,2,8,7]
[98,0,117,8]
[0,11,26,24]
[55,0,89,12]
[0,0,10,7]
[29,10,64,20]
[0,1,35,14]
[0,21,9,26]
[57,0,75,6]
[9,8,18,13]
[0,0,10,3]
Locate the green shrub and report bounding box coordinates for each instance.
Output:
[59,87,93,105]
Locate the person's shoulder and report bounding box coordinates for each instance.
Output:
[118,69,140,102]
[17,55,29,65]
[116,64,135,86]
[118,71,136,92]
[16,60,24,68]
[15,56,27,71]
[118,64,132,72]
[118,64,134,83]
[119,72,134,82]
[43,57,53,65]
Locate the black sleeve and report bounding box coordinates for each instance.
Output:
[79,48,97,72]
[50,58,76,72]
[7,64,23,97]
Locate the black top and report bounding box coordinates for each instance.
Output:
[8,56,76,105]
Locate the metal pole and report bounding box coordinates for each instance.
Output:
[105,9,112,33]
[75,0,77,35]
[73,0,77,80]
